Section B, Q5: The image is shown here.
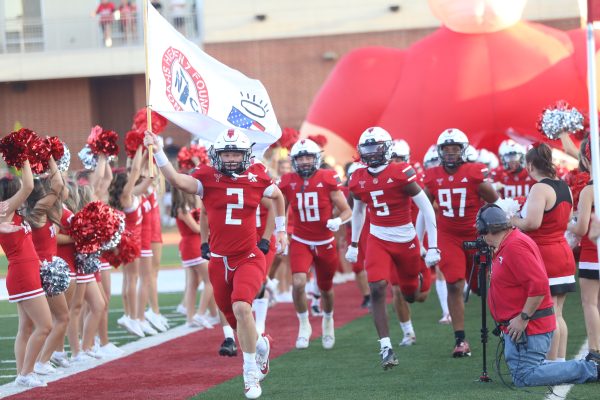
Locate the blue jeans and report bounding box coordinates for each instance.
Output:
[503,332,597,387]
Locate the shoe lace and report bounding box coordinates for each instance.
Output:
[379,347,391,358]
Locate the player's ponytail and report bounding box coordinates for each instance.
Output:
[525,143,556,178]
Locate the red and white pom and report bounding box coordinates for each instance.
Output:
[125,130,144,158]
[131,107,168,135]
[70,201,125,254]
[536,100,584,140]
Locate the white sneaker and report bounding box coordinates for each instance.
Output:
[98,342,124,357]
[15,373,47,388]
[265,278,278,296]
[139,320,159,336]
[70,352,94,364]
[117,314,128,330]
[399,332,416,347]
[321,317,335,350]
[192,314,214,329]
[256,334,271,382]
[34,361,61,375]
[122,316,145,338]
[176,304,187,316]
[84,349,103,359]
[438,314,452,325]
[243,369,262,399]
[145,310,168,332]
[275,290,293,303]
[296,323,312,349]
[50,351,71,368]
[158,313,170,328]
[186,320,203,329]
[332,273,346,284]
[204,312,220,326]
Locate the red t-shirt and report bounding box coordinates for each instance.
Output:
[488,229,555,335]
[422,162,487,235]
[348,162,416,227]
[279,169,341,242]
[96,2,115,22]
[191,163,272,256]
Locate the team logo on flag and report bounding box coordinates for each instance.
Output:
[162,46,210,114]
[227,92,269,131]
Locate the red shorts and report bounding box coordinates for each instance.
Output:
[438,230,477,284]
[141,216,153,258]
[76,270,96,284]
[289,239,339,292]
[7,260,45,303]
[208,248,266,329]
[179,235,207,268]
[364,234,422,297]
[390,254,432,294]
[57,244,77,278]
[151,207,162,243]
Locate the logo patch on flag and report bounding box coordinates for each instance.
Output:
[162,47,209,114]
[227,93,269,131]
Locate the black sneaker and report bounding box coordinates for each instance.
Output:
[360,295,371,309]
[585,350,600,363]
[380,347,399,370]
[219,338,237,357]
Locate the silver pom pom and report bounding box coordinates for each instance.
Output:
[99,214,125,252]
[76,252,101,274]
[40,256,71,296]
[57,143,71,172]
[539,107,585,140]
[78,145,98,170]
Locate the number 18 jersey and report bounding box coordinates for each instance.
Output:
[423,162,488,235]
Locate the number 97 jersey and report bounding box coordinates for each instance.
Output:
[422,163,488,235]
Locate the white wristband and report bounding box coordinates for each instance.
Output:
[153,150,169,168]
[275,216,286,233]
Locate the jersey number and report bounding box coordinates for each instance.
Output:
[438,188,467,217]
[504,184,529,198]
[296,192,320,222]
[370,190,389,216]
[225,188,244,225]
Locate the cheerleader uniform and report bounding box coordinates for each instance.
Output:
[148,190,163,244]
[176,208,206,268]
[0,213,44,303]
[31,219,57,263]
[140,195,153,258]
[525,178,576,294]
[56,205,77,280]
[124,196,143,249]
[579,181,599,280]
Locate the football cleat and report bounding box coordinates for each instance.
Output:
[243,369,262,399]
[219,338,238,357]
[322,317,335,350]
[256,334,272,381]
[453,341,472,358]
[399,333,416,347]
[380,347,399,370]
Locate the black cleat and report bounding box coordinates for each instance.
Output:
[219,338,238,357]
[360,295,371,310]
[380,347,399,370]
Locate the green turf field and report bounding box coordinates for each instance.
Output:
[197,286,596,400]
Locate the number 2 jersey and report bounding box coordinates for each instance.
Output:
[423,162,488,236]
[278,169,342,244]
[191,162,274,257]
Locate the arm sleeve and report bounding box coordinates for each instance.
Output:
[412,190,437,248]
[196,179,203,198]
[351,198,367,243]
[415,210,425,243]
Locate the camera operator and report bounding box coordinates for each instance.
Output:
[477,204,600,387]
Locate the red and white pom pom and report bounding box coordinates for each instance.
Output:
[564,168,590,211]
[0,128,40,169]
[125,130,144,158]
[272,127,299,150]
[131,107,168,135]
[102,230,141,267]
[89,128,119,157]
[536,100,584,140]
[70,201,125,254]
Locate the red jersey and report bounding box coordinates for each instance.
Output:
[423,162,488,235]
[57,206,76,270]
[488,229,555,335]
[191,163,273,256]
[0,213,39,266]
[96,2,115,22]
[279,169,342,243]
[256,203,269,240]
[525,179,572,246]
[492,168,532,199]
[31,219,57,262]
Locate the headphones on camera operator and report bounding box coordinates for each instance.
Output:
[475,204,511,236]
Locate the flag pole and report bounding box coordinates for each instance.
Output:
[143,0,154,178]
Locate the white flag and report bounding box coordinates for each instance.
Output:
[147,2,281,155]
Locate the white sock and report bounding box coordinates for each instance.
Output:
[223,325,235,340]
[253,298,269,335]
[555,357,566,362]
[297,311,309,324]
[436,279,449,316]
[323,311,333,320]
[400,320,414,336]
[243,352,257,372]
[256,335,267,355]
[379,337,392,350]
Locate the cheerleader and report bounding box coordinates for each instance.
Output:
[0,160,52,387]
[24,157,70,375]
[567,138,600,354]
[171,185,215,327]
[511,143,576,362]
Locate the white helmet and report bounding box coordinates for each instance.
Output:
[209,128,253,175]
[290,138,322,178]
[436,128,469,168]
[498,139,526,172]
[390,139,410,162]
[464,145,479,163]
[423,145,441,169]
[477,148,499,169]
[357,127,393,168]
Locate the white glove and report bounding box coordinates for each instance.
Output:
[424,248,441,267]
[564,230,581,249]
[345,246,358,263]
[326,217,343,232]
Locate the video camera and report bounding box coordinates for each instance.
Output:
[462,236,491,252]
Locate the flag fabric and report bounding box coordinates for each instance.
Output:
[588,0,600,23]
[146,1,281,156]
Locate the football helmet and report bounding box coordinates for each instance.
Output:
[498,139,526,172]
[346,161,366,177]
[390,139,410,162]
[477,148,499,170]
[208,128,253,175]
[436,128,469,168]
[423,145,441,169]
[290,138,322,178]
[464,145,479,163]
[357,127,393,168]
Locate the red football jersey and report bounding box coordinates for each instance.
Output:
[279,169,342,242]
[423,162,488,235]
[492,168,532,198]
[256,203,269,239]
[192,163,272,256]
[348,162,416,227]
